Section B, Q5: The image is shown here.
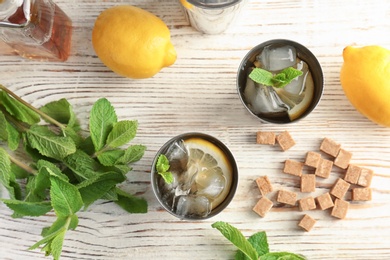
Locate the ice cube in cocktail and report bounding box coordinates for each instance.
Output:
[152,133,238,220]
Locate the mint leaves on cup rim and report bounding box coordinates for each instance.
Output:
[249,67,303,88]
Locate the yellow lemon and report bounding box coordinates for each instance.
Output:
[340,45,390,127]
[92,5,177,79]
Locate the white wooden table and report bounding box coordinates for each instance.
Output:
[1,1,390,259]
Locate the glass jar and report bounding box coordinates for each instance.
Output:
[0,0,72,61]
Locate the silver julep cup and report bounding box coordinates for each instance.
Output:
[179,0,246,34]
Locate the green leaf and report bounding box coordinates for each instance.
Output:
[249,68,274,86]
[63,149,98,180]
[0,199,52,217]
[260,252,306,260]
[114,188,147,213]
[0,91,40,125]
[0,110,7,140]
[106,120,138,149]
[77,171,126,209]
[6,121,20,150]
[212,221,259,260]
[272,67,303,88]
[30,215,78,260]
[236,231,269,260]
[39,98,79,129]
[26,125,76,160]
[49,174,83,217]
[89,98,117,152]
[97,149,125,166]
[117,144,146,164]
[37,159,69,182]
[156,154,173,184]
[11,163,30,179]
[0,147,16,199]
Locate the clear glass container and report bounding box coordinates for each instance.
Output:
[0,0,72,61]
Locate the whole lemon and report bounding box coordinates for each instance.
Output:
[340,45,390,127]
[92,5,177,79]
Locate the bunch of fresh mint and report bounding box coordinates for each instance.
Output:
[0,84,147,259]
[212,221,306,260]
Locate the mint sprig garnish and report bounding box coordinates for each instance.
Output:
[249,67,303,88]
[156,154,174,184]
[0,84,147,260]
[212,221,306,260]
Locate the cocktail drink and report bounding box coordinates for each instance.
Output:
[179,0,246,34]
[237,39,324,123]
[151,133,238,220]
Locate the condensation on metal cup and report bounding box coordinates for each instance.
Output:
[180,0,246,34]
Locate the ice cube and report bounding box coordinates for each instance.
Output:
[165,139,188,173]
[195,167,226,199]
[259,45,296,71]
[283,60,309,95]
[174,195,211,218]
[244,78,288,114]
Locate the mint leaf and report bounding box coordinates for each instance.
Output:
[272,67,303,88]
[6,121,20,150]
[117,144,146,164]
[212,221,259,260]
[106,120,138,148]
[26,125,76,160]
[0,147,17,199]
[97,149,125,166]
[114,188,148,213]
[260,252,306,260]
[63,149,98,180]
[89,98,117,152]
[50,174,83,217]
[249,68,274,86]
[0,199,52,217]
[39,98,79,129]
[236,231,269,259]
[0,91,40,125]
[77,171,126,209]
[156,154,173,184]
[248,67,303,88]
[0,110,7,140]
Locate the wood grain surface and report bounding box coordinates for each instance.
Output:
[1,0,390,259]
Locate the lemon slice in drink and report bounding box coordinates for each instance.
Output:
[275,69,314,121]
[184,138,233,209]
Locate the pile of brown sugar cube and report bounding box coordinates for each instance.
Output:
[253,132,374,232]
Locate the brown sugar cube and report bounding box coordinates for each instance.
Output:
[276,131,296,151]
[276,189,297,206]
[330,178,351,199]
[283,159,304,177]
[331,198,349,219]
[357,167,374,187]
[298,197,316,211]
[352,188,372,201]
[256,131,276,145]
[315,158,333,178]
[305,151,321,168]
[253,197,274,217]
[334,148,353,169]
[300,174,316,193]
[320,137,341,157]
[316,192,334,210]
[298,214,316,232]
[255,176,273,196]
[344,164,362,184]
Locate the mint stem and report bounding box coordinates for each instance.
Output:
[9,154,37,175]
[0,84,66,130]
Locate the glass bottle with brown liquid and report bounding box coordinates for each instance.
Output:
[0,0,72,61]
